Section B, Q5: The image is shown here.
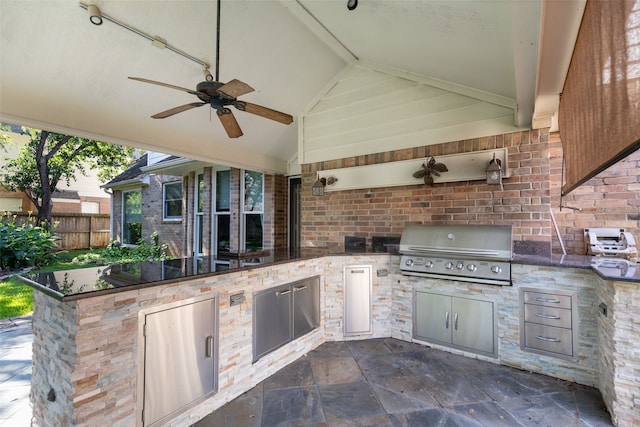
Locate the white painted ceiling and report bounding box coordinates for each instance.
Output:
[0,0,585,174]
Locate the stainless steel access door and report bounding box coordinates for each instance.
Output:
[293,276,320,339]
[143,297,217,426]
[253,284,292,361]
[344,266,372,335]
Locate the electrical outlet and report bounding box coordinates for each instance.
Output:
[230,293,245,307]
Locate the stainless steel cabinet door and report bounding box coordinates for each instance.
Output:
[293,276,320,339]
[414,291,451,344]
[344,266,372,335]
[253,284,292,361]
[143,298,216,426]
[451,297,494,354]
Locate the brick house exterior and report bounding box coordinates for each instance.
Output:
[104,153,288,258]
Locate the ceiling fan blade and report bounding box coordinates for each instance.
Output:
[151,102,206,119]
[129,77,207,99]
[217,110,243,138]
[217,79,255,99]
[239,102,294,125]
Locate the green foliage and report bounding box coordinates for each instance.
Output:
[72,232,170,265]
[0,125,138,225]
[0,212,58,269]
[0,277,33,319]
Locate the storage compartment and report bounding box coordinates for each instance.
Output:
[253,276,320,362]
[413,290,496,357]
[344,266,372,336]
[520,288,578,360]
[142,296,218,427]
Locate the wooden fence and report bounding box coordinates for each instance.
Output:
[9,213,111,250]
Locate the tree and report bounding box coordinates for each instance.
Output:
[1,126,137,227]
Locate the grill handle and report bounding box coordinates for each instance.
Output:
[403,246,504,258]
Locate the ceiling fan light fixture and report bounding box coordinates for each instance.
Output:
[87,4,103,25]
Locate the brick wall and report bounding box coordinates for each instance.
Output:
[300,129,640,255]
[141,174,185,257]
[549,132,640,255]
[301,129,554,252]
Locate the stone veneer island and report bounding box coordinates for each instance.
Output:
[18,252,640,427]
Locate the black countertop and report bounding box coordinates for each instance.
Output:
[18,250,639,301]
[513,253,640,283]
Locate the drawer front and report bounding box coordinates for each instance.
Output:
[524,323,573,356]
[524,304,572,328]
[523,291,572,309]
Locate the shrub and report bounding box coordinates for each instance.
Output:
[71,231,169,265]
[0,212,58,269]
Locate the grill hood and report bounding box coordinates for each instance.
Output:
[400,224,513,261]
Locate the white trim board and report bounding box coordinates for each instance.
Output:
[317,148,509,192]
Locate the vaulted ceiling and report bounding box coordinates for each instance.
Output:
[0,0,585,174]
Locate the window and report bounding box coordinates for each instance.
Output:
[122,190,142,244]
[0,197,22,212]
[81,201,99,214]
[163,181,182,220]
[242,170,263,251]
[194,174,205,255]
[214,170,230,254]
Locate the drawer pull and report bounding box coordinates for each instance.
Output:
[445,311,449,329]
[535,313,561,320]
[536,335,561,343]
[535,297,561,303]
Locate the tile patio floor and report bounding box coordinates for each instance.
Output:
[195,338,613,427]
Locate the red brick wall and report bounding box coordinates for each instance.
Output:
[300,129,640,255]
[550,132,640,255]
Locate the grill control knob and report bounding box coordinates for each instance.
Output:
[467,264,477,272]
[445,262,454,270]
[425,261,434,268]
[456,262,465,270]
[405,259,414,267]
[491,265,503,274]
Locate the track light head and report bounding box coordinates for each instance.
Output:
[87,4,103,25]
[347,0,358,11]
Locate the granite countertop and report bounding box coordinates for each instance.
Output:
[514,253,640,283]
[18,249,639,301]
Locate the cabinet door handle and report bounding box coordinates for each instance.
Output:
[276,289,291,296]
[536,313,561,320]
[454,313,459,330]
[445,311,449,329]
[205,335,214,358]
[536,335,561,343]
[535,297,561,303]
[293,285,307,292]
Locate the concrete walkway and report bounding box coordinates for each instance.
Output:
[0,314,33,426]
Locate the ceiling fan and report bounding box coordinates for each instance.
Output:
[128,0,293,138]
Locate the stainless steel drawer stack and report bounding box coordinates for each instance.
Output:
[520,288,578,360]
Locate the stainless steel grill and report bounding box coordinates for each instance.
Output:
[399,224,513,286]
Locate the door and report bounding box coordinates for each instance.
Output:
[344,266,372,335]
[414,291,451,344]
[143,298,216,426]
[451,297,494,354]
[253,284,292,361]
[293,276,320,339]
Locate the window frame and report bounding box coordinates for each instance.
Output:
[241,170,264,252]
[162,180,183,221]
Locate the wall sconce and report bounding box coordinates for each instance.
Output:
[486,153,503,185]
[87,4,103,25]
[312,174,338,196]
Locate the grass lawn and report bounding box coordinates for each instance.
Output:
[0,277,33,319]
[0,248,106,320]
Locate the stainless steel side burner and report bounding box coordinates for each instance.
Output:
[399,224,513,286]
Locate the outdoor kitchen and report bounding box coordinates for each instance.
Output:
[2,0,640,426]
